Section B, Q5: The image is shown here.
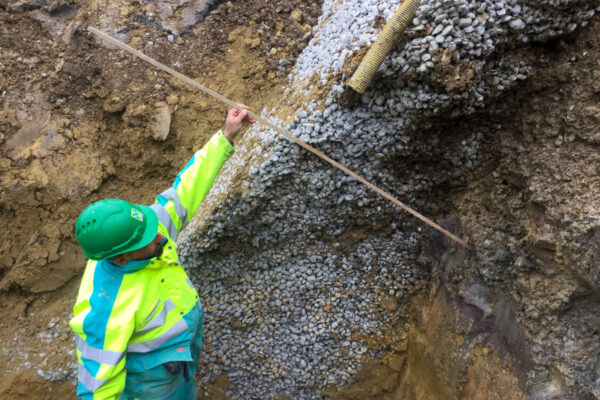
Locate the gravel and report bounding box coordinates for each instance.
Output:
[175,0,600,398]
[187,233,423,399]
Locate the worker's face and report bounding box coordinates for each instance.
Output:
[112,233,166,266]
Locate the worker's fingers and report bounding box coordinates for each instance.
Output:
[235,104,255,123]
[237,108,249,122]
[227,108,238,119]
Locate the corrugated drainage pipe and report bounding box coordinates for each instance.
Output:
[347,0,420,94]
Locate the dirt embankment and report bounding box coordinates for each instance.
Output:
[324,17,600,400]
[1,0,599,399]
[0,0,322,397]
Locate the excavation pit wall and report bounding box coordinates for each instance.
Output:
[1,0,599,397]
[178,0,600,399]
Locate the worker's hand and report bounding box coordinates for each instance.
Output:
[223,104,256,143]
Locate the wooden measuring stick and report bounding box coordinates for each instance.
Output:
[87,27,473,250]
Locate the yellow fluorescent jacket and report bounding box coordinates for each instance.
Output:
[69,132,235,400]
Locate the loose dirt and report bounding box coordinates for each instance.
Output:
[0,0,321,396]
[1,0,599,399]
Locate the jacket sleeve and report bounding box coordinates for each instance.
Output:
[74,329,130,400]
[150,131,235,241]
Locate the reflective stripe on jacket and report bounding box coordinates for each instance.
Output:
[70,132,235,400]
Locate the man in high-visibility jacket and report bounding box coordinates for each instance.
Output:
[70,106,255,400]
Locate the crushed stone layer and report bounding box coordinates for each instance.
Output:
[179,0,600,398]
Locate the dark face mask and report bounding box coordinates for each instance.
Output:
[152,238,168,259]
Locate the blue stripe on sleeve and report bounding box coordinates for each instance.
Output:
[82,260,125,349]
[156,194,168,206]
[76,380,95,400]
[172,155,196,190]
[81,356,101,378]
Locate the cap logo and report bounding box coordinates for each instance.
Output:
[131,208,143,222]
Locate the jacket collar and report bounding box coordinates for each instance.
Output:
[100,238,169,274]
[102,258,152,274]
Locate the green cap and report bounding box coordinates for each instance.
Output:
[75,199,158,260]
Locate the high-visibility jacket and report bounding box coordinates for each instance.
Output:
[70,132,235,400]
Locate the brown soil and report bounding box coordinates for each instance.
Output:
[324,16,600,400]
[1,0,600,399]
[0,370,74,400]
[0,0,322,396]
[430,48,483,92]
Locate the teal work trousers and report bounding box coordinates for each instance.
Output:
[123,361,197,400]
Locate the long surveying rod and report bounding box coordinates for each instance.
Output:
[87,27,473,250]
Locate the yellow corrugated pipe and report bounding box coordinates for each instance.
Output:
[347,0,420,94]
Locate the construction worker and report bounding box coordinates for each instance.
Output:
[69,106,255,400]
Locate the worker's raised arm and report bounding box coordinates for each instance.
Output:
[150,106,255,241]
[223,105,255,143]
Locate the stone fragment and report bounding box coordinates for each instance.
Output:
[102,96,127,113]
[149,103,171,141]
[509,19,525,30]
[166,94,179,105]
[291,9,304,24]
[431,24,444,36]
[6,0,44,12]
[458,17,472,27]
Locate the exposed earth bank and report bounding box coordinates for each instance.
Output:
[1,0,599,399]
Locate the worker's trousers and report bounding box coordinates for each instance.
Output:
[123,361,197,400]
[122,303,204,400]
